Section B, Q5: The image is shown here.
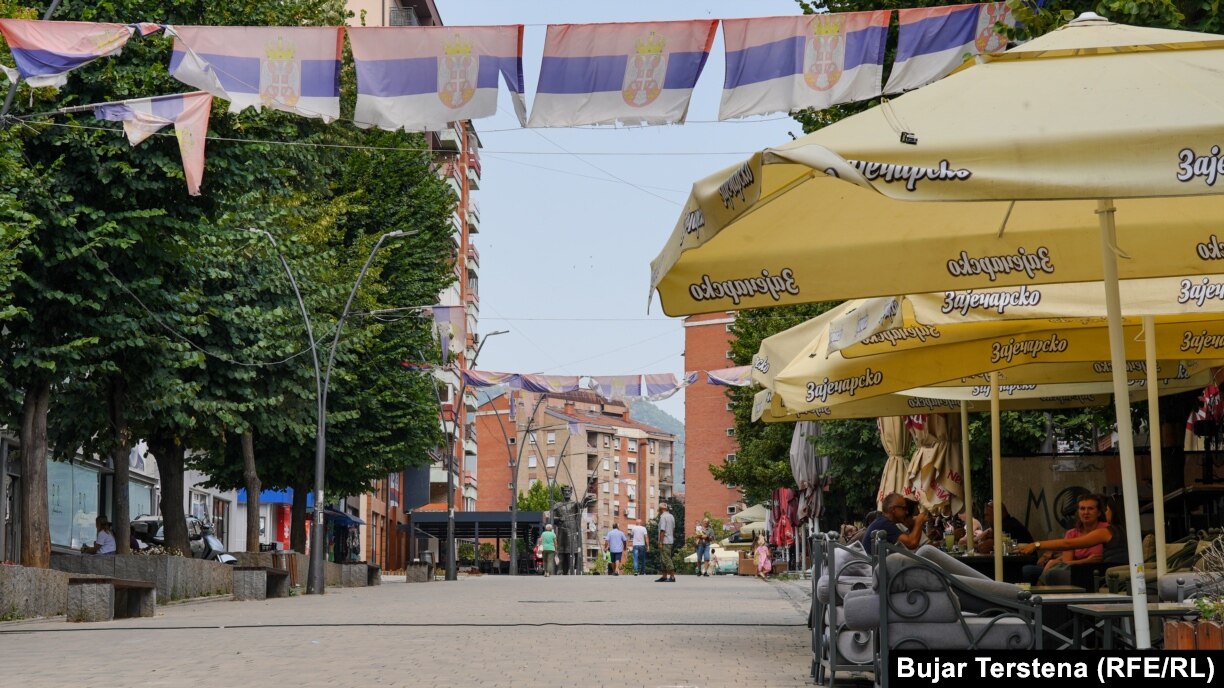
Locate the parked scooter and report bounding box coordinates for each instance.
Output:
[130,515,237,564]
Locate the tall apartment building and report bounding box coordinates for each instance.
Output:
[341,0,485,569]
[475,390,676,569]
[683,313,744,535]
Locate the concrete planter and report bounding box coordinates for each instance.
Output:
[51,554,231,601]
[0,564,84,619]
[404,562,432,583]
[231,551,306,587]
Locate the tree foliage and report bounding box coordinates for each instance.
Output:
[0,0,454,563]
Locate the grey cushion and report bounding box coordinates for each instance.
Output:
[842,588,960,626]
[891,616,1033,650]
[916,545,990,580]
[816,574,873,604]
[833,541,872,578]
[834,626,875,665]
[1158,572,1218,602]
[953,575,1022,614]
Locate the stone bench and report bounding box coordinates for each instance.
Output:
[232,567,291,601]
[67,577,156,622]
[365,563,381,586]
[340,562,370,587]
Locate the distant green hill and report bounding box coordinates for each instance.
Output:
[630,400,685,490]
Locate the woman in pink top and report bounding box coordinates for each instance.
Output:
[1024,494,1107,585]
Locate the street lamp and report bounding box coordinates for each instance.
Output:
[250,228,412,594]
[441,328,507,581]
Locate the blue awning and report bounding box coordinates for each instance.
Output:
[237,488,315,507]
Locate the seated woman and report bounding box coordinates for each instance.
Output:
[1015,494,1126,585]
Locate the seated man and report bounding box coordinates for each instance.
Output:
[973,500,1035,554]
[862,493,927,554]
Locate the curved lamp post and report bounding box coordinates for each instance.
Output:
[441,328,507,581]
[250,228,411,594]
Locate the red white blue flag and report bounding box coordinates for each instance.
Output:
[166,25,343,122]
[348,25,526,132]
[93,91,213,196]
[528,19,718,127]
[719,12,889,120]
[0,19,135,88]
[706,365,753,387]
[884,3,1013,94]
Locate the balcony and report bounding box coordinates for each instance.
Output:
[464,437,478,456]
[463,470,477,488]
[466,164,480,190]
[467,200,480,231]
[437,126,460,151]
[443,176,460,199]
[468,153,482,180]
[465,291,479,307]
[467,243,479,267]
[388,6,419,26]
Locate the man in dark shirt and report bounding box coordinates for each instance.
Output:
[862,493,927,554]
[974,500,1035,553]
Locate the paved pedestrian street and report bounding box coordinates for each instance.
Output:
[0,574,814,688]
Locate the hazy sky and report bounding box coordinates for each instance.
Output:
[433,0,804,419]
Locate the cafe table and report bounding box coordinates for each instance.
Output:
[1030,592,1132,649]
[1067,602,1198,650]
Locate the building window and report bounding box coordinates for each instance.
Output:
[613,481,619,495]
[726,402,734,411]
[508,437,516,445]
[628,439,637,453]
[727,505,738,515]
[725,350,733,359]
[649,485,655,497]
[649,465,655,476]
[189,491,209,520]
[602,482,609,494]
[602,459,609,471]
[726,428,736,436]
[649,509,656,519]
[725,323,732,332]
[626,505,636,519]
[546,455,556,467]
[628,461,637,474]
[726,454,737,463]
[528,455,538,468]
[613,504,620,517]
[602,435,610,447]
[648,440,657,454]
[529,478,538,489]
[47,459,100,549]
[546,431,556,445]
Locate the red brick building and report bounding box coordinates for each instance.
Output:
[683,313,743,535]
[475,389,676,569]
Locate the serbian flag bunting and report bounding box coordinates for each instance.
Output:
[719,12,888,120]
[93,91,213,195]
[348,25,526,131]
[591,375,642,400]
[528,19,718,127]
[0,19,136,88]
[166,25,343,122]
[706,365,754,387]
[884,2,1013,94]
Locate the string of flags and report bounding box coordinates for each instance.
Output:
[399,364,754,400]
[0,5,1013,194]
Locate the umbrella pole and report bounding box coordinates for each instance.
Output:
[961,402,975,552]
[1098,198,1152,649]
[991,372,1003,582]
[1144,316,1168,580]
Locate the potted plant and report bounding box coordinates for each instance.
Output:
[1165,537,1224,650]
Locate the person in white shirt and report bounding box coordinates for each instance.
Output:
[655,503,676,582]
[81,517,117,555]
[627,521,650,576]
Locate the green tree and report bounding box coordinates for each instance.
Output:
[517,481,566,511]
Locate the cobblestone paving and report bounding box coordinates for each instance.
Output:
[1,572,814,688]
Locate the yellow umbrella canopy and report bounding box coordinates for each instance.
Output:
[653,16,1224,645]
[876,417,911,511]
[773,319,1224,413]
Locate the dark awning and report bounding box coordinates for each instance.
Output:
[400,510,544,540]
[323,507,366,526]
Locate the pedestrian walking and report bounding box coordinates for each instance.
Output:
[604,522,628,576]
[541,524,557,577]
[694,517,713,577]
[754,534,772,580]
[655,503,676,582]
[628,520,650,575]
